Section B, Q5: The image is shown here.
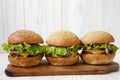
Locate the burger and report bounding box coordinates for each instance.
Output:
[2,30,45,67]
[45,30,81,65]
[80,31,119,65]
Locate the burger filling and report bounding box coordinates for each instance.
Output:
[45,45,80,57]
[81,43,118,54]
[2,42,46,57]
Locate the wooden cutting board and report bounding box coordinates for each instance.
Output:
[5,60,119,77]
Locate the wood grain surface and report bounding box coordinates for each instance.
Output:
[5,60,119,77]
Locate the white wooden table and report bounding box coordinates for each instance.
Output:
[0,53,120,80]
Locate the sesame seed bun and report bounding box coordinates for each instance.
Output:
[45,54,79,65]
[46,30,81,46]
[8,30,43,44]
[80,54,115,65]
[8,54,43,67]
[81,31,114,44]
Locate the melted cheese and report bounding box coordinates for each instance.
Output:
[20,52,29,57]
[70,52,78,57]
[85,49,105,54]
[52,52,78,57]
[52,53,59,57]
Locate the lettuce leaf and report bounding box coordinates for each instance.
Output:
[110,44,119,53]
[2,43,24,53]
[93,43,107,48]
[46,45,80,56]
[2,42,46,56]
[81,43,119,53]
[81,43,107,49]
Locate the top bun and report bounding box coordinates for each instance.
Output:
[46,30,81,46]
[8,30,43,44]
[81,31,114,44]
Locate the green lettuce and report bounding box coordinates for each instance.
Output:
[2,42,46,56]
[81,43,119,53]
[46,45,80,56]
[81,43,107,49]
[110,44,119,53]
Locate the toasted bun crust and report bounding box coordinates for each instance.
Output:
[8,30,43,44]
[45,54,79,65]
[8,54,43,67]
[81,31,114,44]
[80,54,115,65]
[46,30,80,46]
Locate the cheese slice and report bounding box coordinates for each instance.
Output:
[52,53,60,57]
[52,52,78,57]
[85,49,105,54]
[70,52,78,57]
[20,52,29,57]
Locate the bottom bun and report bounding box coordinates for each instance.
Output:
[45,54,79,66]
[8,54,43,67]
[80,53,115,65]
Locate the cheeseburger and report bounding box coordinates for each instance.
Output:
[2,30,44,67]
[45,30,81,65]
[80,31,119,65]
